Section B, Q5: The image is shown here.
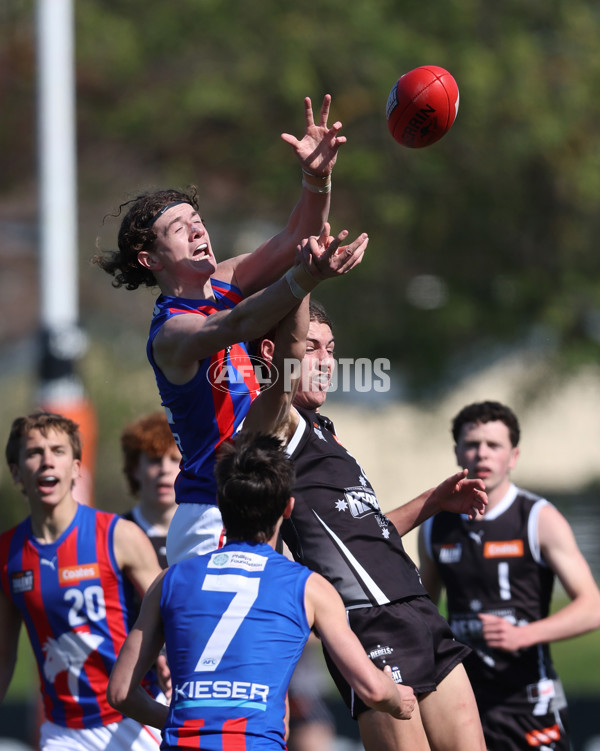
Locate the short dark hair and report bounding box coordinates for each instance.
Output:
[120,412,179,495]
[6,411,82,467]
[308,299,333,330]
[92,187,200,290]
[215,433,295,543]
[452,401,521,447]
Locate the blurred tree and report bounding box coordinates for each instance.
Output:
[2,0,600,400]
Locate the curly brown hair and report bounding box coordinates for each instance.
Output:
[120,412,179,495]
[92,187,200,290]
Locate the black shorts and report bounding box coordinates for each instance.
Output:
[471,672,571,751]
[323,595,471,719]
[478,702,570,751]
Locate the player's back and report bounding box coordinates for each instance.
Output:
[160,540,312,750]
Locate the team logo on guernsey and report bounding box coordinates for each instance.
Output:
[11,570,34,594]
[59,563,100,586]
[439,543,462,564]
[336,487,380,518]
[208,551,267,572]
[483,540,524,558]
[369,644,393,659]
[43,631,104,701]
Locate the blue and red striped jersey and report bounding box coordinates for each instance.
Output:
[0,504,136,728]
[160,541,312,750]
[147,278,260,507]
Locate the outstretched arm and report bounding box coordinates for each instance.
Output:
[479,504,600,652]
[242,296,309,440]
[154,225,368,385]
[107,571,169,728]
[222,95,347,296]
[306,574,416,720]
[387,469,487,537]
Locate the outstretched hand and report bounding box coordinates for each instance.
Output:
[430,469,487,520]
[281,95,346,176]
[297,222,368,280]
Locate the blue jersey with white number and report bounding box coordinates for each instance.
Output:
[160,541,312,750]
[0,505,135,728]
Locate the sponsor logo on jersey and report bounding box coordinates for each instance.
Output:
[483,539,524,558]
[59,563,100,586]
[391,668,403,683]
[369,644,393,659]
[11,570,34,594]
[174,679,269,709]
[439,543,462,563]
[208,551,267,572]
[525,723,561,746]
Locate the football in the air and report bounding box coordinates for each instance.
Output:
[386,65,459,148]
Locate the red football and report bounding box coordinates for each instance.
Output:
[386,65,459,148]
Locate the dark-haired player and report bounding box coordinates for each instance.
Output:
[242,299,487,751]
[107,434,416,749]
[419,400,600,750]
[93,95,367,563]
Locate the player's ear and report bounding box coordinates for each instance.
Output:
[260,338,275,365]
[283,497,295,518]
[137,250,161,271]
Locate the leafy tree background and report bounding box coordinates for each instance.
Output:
[1,0,600,717]
[3,0,600,395]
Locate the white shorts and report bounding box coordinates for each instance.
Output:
[165,502,225,564]
[39,717,161,751]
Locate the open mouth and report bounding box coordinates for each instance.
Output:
[193,242,209,259]
[38,476,59,489]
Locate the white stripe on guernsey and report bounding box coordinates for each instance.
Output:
[312,510,390,606]
[285,409,307,456]
[528,498,549,566]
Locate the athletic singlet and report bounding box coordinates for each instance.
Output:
[422,485,564,705]
[0,505,136,728]
[283,409,426,609]
[160,541,312,750]
[147,279,260,506]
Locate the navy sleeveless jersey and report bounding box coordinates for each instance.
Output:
[423,485,563,705]
[282,409,426,609]
[0,505,136,728]
[160,541,312,750]
[147,278,260,506]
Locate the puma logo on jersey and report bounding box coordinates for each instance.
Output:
[43,631,104,701]
[468,530,484,545]
[41,556,58,571]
